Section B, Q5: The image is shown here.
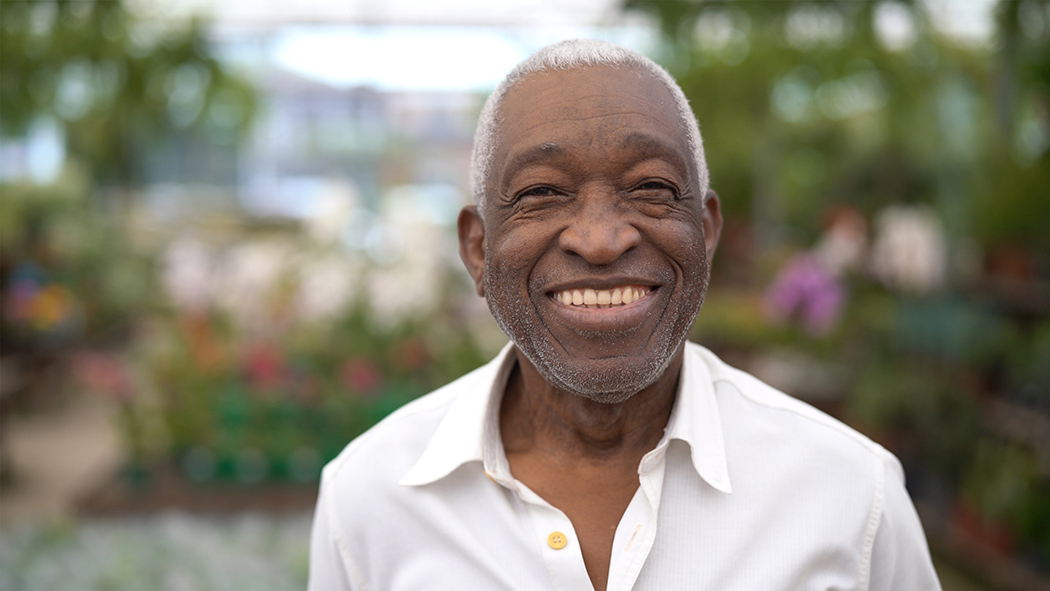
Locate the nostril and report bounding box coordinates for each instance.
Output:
[558,221,641,265]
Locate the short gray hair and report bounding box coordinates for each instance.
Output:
[469,39,710,216]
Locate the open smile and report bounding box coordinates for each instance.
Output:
[549,285,654,309]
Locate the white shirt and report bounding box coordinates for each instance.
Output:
[309,342,941,591]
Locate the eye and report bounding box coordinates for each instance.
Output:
[639,181,668,190]
[632,180,679,199]
[517,186,562,198]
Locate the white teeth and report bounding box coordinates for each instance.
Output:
[553,286,651,308]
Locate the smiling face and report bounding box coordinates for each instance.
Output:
[459,65,722,403]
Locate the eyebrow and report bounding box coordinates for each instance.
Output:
[501,142,564,175]
[618,132,691,173]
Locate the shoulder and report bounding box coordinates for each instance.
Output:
[677,344,938,590]
[685,341,904,488]
[688,342,898,462]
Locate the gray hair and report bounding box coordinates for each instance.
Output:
[469,39,710,217]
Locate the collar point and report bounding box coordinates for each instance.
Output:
[710,480,733,494]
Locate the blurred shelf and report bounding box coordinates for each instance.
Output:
[77,461,318,517]
[983,397,1050,474]
[971,276,1050,316]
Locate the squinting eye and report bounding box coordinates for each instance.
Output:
[519,186,559,197]
[638,181,671,191]
[634,181,678,198]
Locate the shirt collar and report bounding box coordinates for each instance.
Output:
[400,341,732,495]
[661,342,733,494]
[399,342,516,487]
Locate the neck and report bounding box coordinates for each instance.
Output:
[499,345,682,461]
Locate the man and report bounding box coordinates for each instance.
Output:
[309,39,941,591]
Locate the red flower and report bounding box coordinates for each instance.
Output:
[243,342,286,391]
[339,358,383,396]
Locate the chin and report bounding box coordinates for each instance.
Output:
[521,337,682,404]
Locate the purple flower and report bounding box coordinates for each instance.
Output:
[764,254,844,336]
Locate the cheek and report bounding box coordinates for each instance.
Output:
[484,230,549,306]
[648,221,708,276]
[486,225,552,272]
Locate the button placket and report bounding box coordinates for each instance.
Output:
[605,450,668,591]
[516,483,594,591]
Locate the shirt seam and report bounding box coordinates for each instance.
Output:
[712,368,889,591]
[323,476,372,591]
[858,449,886,591]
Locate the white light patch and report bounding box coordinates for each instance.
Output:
[271,27,529,92]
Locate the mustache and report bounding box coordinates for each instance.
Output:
[526,258,679,293]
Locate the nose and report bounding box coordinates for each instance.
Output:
[557,197,641,266]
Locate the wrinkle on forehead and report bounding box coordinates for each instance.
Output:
[492,67,694,191]
[499,67,679,123]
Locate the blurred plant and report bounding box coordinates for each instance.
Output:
[72,349,168,473]
[763,254,844,335]
[0,170,155,350]
[847,358,982,484]
[3,262,82,339]
[140,283,491,484]
[869,204,946,294]
[626,1,1049,580]
[961,438,1049,561]
[625,0,1049,259]
[0,0,256,204]
[1004,321,1050,412]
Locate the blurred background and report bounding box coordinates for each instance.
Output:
[0,0,1046,589]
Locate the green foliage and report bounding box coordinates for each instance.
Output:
[0,0,256,187]
[890,295,1016,369]
[142,302,490,482]
[963,438,1050,557]
[625,0,1049,253]
[848,358,982,483]
[0,168,156,341]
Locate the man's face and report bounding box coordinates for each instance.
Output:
[460,65,722,402]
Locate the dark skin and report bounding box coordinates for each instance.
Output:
[458,65,722,591]
[499,346,683,591]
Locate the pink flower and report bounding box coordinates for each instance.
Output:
[73,352,134,402]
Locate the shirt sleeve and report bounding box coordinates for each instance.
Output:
[308,478,356,591]
[867,451,943,591]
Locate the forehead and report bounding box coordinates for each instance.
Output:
[493,65,689,173]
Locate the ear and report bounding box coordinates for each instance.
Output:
[458,205,487,297]
[702,190,723,260]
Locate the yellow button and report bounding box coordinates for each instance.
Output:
[547,531,568,550]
